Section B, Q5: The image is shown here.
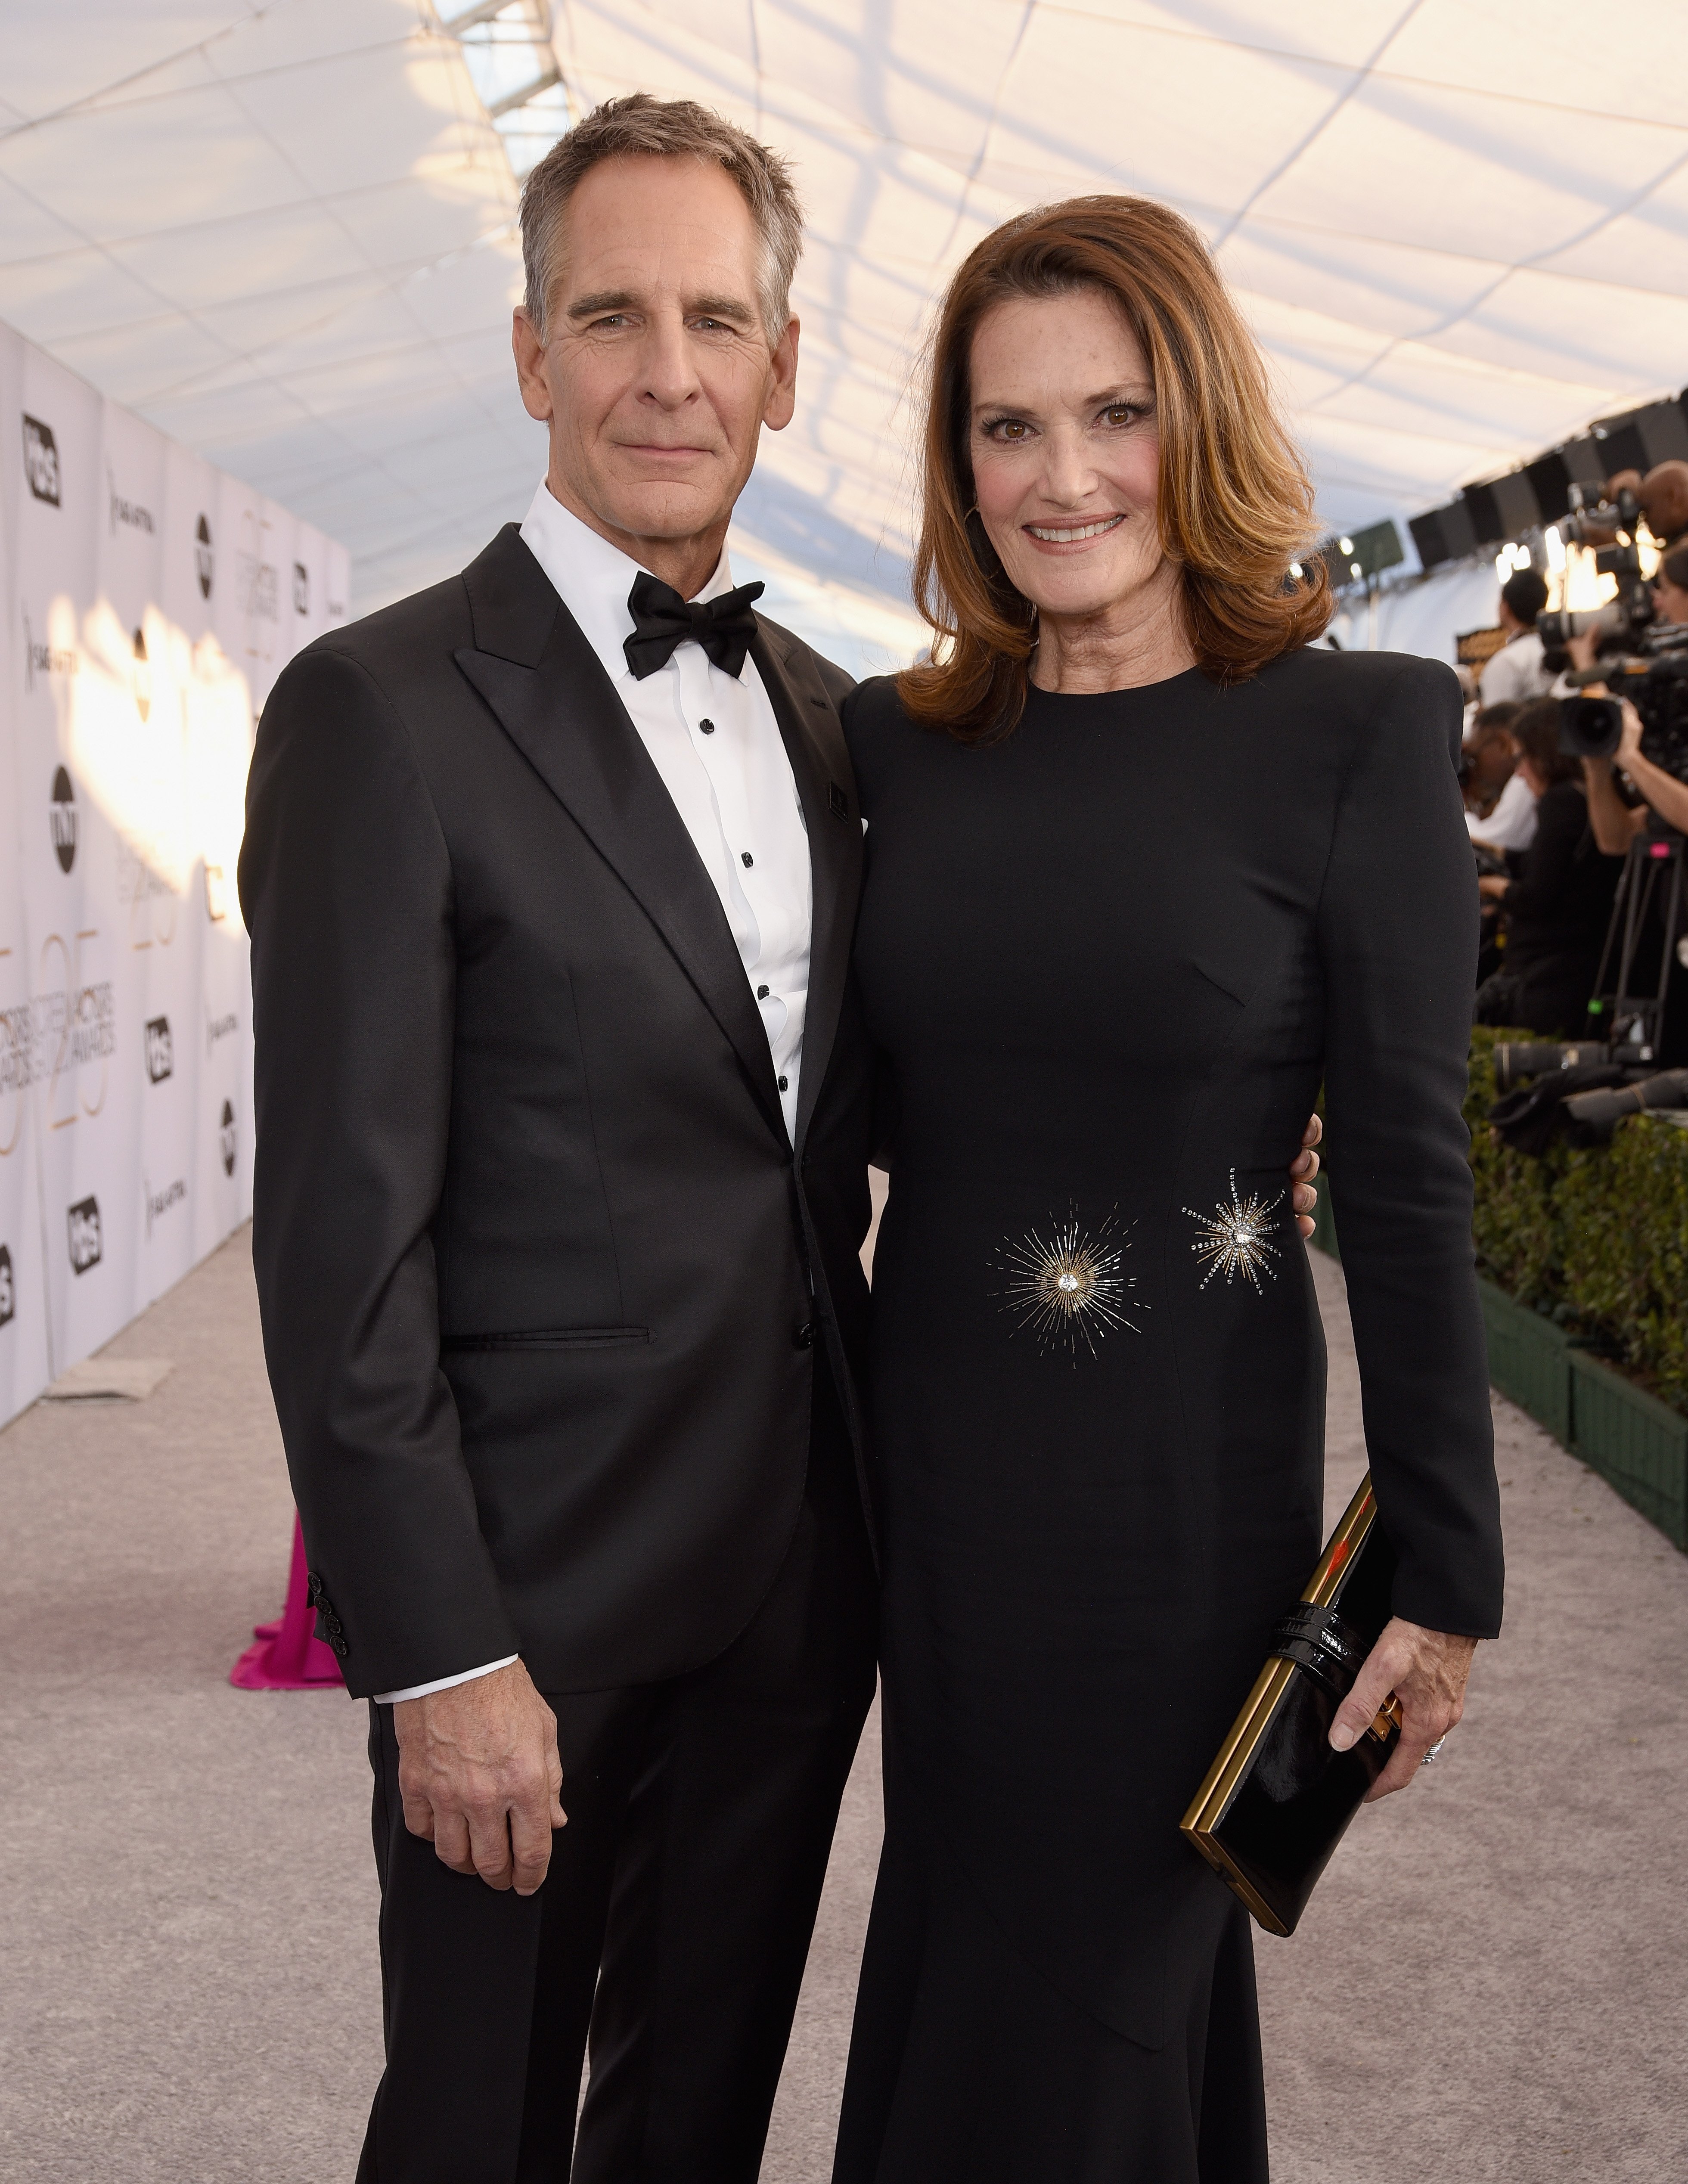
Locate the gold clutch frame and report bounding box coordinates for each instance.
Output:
[1179,1475,1400,1936]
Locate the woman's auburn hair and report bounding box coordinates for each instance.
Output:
[898,194,1333,741]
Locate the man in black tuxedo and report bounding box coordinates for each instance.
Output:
[243,95,879,2184]
[243,88,1322,2184]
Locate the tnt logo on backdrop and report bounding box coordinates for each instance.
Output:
[22,416,60,505]
[144,1016,173,1083]
[293,562,310,615]
[195,514,214,599]
[67,1197,102,1276]
[49,767,76,873]
[0,1244,14,1329]
[220,1099,236,1177]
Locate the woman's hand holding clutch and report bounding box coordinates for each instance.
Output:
[1328,1617,1478,1801]
[1291,1114,1322,1238]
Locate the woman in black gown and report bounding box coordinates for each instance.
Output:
[831,198,1505,2183]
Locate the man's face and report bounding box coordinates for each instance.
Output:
[1474,734,1516,793]
[513,155,798,580]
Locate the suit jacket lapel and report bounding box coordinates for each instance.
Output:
[749,625,862,1153]
[454,527,788,1144]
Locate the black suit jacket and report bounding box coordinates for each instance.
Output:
[240,525,875,1699]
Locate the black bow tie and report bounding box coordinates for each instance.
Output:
[624,570,765,682]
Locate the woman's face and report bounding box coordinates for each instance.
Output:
[968,288,1171,627]
[1653,570,1688,627]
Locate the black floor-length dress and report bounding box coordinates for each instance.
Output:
[831,650,1506,2184]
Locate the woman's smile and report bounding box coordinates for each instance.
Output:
[1023,515,1126,546]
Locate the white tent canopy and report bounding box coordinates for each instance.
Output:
[4,1,1685,663]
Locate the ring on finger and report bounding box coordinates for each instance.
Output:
[1420,1736,1448,1767]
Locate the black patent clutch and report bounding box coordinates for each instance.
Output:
[1181,1475,1401,1936]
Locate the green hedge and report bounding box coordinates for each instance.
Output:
[1463,1027,1688,1415]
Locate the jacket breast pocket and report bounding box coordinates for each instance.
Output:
[441,1328,652,1353]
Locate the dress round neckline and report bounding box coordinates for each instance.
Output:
[1021,664,1208,708]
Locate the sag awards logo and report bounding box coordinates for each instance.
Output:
[26,973,115,1080]
[50,767,76,874]
[205,1007,238,1054]
[144,1016,173,1083]
[22,606,78,695]
[67,1195,102,1276]
[195,514,214,599]
[220,1098,236,1176]
[145,1176,186,1239]
[107,463,155,537]
[293,562,310,615]
[238,551,279,624]
[22,416,60,506]
[0,1243,12,1328]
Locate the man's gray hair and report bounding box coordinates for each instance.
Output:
[519,94,804,345]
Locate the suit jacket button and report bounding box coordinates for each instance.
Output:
[795,1322,816,1349]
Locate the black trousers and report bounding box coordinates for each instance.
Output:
[357,1359,878,2184]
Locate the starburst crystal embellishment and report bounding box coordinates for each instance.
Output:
[993,1209,1143,1360]
[1184,1170,1284,1294]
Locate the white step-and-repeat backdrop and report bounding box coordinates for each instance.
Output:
[0,323,348,1428]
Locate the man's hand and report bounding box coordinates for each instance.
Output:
[394,1660,565,1894]
[1291,1113,1322,1239]
[1610,698,1688,833]
[1328,1616,1478,1803]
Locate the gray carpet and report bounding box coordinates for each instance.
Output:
[0,1226,1682,2181]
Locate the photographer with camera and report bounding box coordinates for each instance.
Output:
[1572,546,1688,853]
[1474,698,1626,1036]
[1462,701,1520,813]
[1478,566,1554,707]
[1464,699,1539,850]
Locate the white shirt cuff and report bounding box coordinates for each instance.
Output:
[375,1655,520,1705]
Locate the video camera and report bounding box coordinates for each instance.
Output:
[1531,483,1688,782]
[1555,639,1688,782]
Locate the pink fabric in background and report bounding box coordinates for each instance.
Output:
[230,1513,345,1691]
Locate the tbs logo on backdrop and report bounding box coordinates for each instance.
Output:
[67,1197,102,1276]
[22,416,60,505]
[144,1017,173,1083]
[0,1244,14,1329]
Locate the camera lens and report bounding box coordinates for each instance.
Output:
[1558,695,1623,760]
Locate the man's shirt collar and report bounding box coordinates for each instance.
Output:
[518,480,740,691]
